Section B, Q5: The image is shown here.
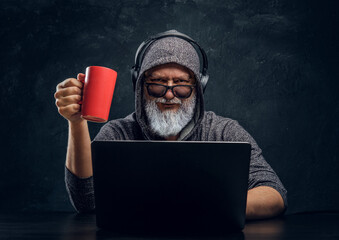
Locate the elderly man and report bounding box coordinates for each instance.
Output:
[54,30,287,220]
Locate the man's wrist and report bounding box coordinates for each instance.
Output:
[68,119,89,136]
[69,119,87,127]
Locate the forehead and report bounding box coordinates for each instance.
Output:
[145,63,193,79]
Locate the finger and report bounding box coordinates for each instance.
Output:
[58,104,81,116]
[57,78,83,90]
[55,95,82,107]
[54,86,82,99]
[77,73,85,82]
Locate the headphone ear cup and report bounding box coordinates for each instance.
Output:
[131,67,138,91]
[200,74,209,92]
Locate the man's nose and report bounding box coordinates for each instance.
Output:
[163,86,175,100]
[162,81,174,100]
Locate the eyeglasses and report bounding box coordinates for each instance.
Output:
[145,82,195,99]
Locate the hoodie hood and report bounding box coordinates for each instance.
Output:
[134,36,205,140]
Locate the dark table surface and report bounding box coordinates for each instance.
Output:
[0,212,338,240]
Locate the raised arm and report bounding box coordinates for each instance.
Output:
[54,73,95,212]
[55,73,93,177]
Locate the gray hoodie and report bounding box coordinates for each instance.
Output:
[65,35,287,213]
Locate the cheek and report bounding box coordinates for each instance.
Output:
[143,88,159,107]
[182,92,196,107]
[186,90,196,101]
[143,86,152,101]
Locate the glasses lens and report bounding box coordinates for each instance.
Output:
[173,86,192,98]
[147,84,167,97]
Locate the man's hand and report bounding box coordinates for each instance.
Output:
[54,73,85,123]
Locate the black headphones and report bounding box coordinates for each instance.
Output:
[130,29,209,92]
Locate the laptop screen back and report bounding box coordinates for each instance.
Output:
[92,140,251,236]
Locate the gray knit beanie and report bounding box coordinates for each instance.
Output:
[138,37,201,82]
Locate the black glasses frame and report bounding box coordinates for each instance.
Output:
[144,82,196,99]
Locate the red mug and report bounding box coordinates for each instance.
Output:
[80,66,117,123]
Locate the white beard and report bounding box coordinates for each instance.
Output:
[144,94,196,138]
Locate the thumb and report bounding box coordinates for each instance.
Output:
[77,73,85,83]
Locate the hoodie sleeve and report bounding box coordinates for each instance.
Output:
[222,120,288,210]
[65,166,95,213]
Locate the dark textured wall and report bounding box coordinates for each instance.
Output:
[0,0,338,214]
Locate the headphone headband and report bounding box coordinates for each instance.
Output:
[131,30,209,92]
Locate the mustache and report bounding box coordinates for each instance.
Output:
[154,98,182,104]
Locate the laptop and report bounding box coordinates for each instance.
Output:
[92,140,251,236]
